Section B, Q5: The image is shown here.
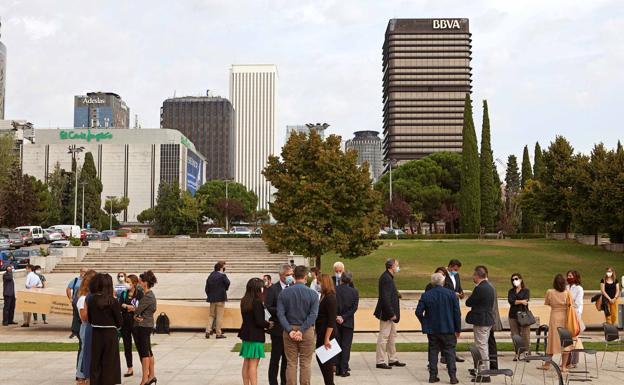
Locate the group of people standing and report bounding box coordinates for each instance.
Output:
[237,262,359,385]
[67,268,158,385]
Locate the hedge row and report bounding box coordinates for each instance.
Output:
[379,233,545,240]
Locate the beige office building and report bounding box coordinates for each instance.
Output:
[21,128,206,223]
[383,18,472,163]
[229,64,277,210]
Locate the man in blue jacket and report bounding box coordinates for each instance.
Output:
[205,261,230,339]
[416,272,461,384]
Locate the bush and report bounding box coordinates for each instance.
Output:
[68,237,82,247]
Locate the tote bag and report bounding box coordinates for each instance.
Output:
[565,291,581,337]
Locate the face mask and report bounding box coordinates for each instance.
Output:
[35,270,41,274]
[606,272,613,278]
[513,279,522,287]
[395,266,400,273]
[317,285,322,292]
[124,283,131,289]
[307,272,312,278]
[284,276,295,286]
[567,277,575,285]
[118,276,125,283]
[263,280,269,287]
[223,268,226,273]
[336,272,342,278]
[449,271,457,277]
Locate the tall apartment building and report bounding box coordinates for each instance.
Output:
[229,64,277,210]
[160,95,235,180]
[74,92,130,128]
[382,18,472,163]
[345,131,384,182]
[0,20,7,120]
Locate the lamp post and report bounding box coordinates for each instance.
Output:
[80,182,87,229]
[106,195,115,230]
[67,145,85,226]
[224,179,232,232]
[387,158,396,230]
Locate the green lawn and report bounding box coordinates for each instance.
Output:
[322,239,623,298]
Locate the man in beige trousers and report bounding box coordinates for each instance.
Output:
[205,261,230,338]
[374,258,406,369]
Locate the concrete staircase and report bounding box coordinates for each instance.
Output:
[51,238,289,274]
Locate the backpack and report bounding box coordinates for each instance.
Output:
[154,312,170,334]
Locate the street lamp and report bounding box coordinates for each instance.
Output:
[80,182,88,229]
[68,145,85,226]
[387,158,397,230]
[224,179,232,232]
[106,195,115,230]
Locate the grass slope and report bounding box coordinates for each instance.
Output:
[322,239,623,297]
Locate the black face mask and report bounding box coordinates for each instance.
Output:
[223,268,226,273]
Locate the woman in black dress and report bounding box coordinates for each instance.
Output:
[119,274,143,377]
[130,270,158,385]
[87,273,122,385]
[316,273,337,385]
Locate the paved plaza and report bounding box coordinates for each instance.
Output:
[2,321,624,385]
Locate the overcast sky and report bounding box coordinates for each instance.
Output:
[1,0,622,169]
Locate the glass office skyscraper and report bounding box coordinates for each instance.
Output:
[382,18,472,164]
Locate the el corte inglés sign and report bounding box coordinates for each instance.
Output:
[59,129,113,142]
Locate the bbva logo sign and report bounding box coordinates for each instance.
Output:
[432,19,462,29]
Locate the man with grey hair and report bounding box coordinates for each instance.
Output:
[374,258,405,369]
[333,261,345,287]
[266,264,294,385]
[465,266,496,383]
[416,273,461,384]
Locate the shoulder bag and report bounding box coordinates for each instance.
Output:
[565,291,581,337]
[516,305,536,326]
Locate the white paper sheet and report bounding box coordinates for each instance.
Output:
[315,338,342,364]
[264,309,272,322]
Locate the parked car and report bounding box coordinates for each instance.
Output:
[85,232,103,241]
[254,228,263,235]
[50,225,81,239]
[0,251,17,271]
[49,240,71,249]
[43,229,63,243]
[1,231,24,249]
[101,230,117,239]
[206,227,228,235]
[378,229,388,236]
[0,234,11,251]
[229,226,252,236]
[18,230,34,246]
[11,249,40,268]
[15,226,45,244]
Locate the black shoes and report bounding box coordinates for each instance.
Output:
[455,356,465,363]
[428,377,440,383]
[69,333,76,339]
[337,372,350,377]
[205,333,210,339]
[450,377,459,384]
[389,361,406,367]
[471,377,491,383]
[216,334,226,339]
[376,363,392,369]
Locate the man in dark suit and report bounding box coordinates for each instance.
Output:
[416,272,461,384]
[266,264,293,385]
[478,265,503,371]
[444,260,466,363]
[465,266,496,383]
[333,261,345,288]
[205,261,230,339]
[335,271,359,377]
[374,258,406,369]
[2,264,16,326]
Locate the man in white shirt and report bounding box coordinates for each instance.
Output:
[22,264,43,327]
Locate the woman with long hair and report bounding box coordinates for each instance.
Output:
[507,273,531,351]
[566,270,584,367]
[600,267,620,325]
[541,274,572,371]
[75,269,97,385]
[238,277,271,385]
[119,274,143,377]
[130,271,158,385]
[316,273,338,385]
[88,273,122,385]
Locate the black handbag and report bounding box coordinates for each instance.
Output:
[517,306,536,326]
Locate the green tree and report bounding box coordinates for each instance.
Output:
[103,196,130,229]
[263,130,384,269]
[29,176,52,226]
[533,142,545,180]
[195,180,258,227]
[0,170,36,227]
[153,181,183,235]
[521,145,533,188]
[492,162,503,227]
[78,152,104,228]
[459,94,481,233]
[137,207,155,224]
[180,191,201,234]
[571,145,610,245]
[606,145,624,242]
[47,162,69,226]
[617,140,623,154]
[501,155,521,233]
[479,100,496,231]
[0,134,19,191]
[383,195,413,229]
[541,136,576,236]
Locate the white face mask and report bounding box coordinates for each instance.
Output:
[513,279,522,287]
[35,270,42,274]
[606,272,613,278]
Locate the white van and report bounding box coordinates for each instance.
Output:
[15,225,45,244]
[50,225,81,239]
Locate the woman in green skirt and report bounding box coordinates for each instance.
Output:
[238,278,273,385]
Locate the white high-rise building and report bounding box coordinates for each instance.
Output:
[229,64,277,210]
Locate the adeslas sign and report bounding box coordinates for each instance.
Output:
[59,129,113,142]
[432,19,462,29]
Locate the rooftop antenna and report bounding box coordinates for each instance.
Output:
[134,114,139,129]
[173,90,176,98]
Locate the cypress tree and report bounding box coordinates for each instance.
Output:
[79,152,103,228]
[521,145,533,188]
[479,100,496,231]
[459,94,481,233]
[617,140,623,154]
[533,142,545,180]
[492,162,503,227]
